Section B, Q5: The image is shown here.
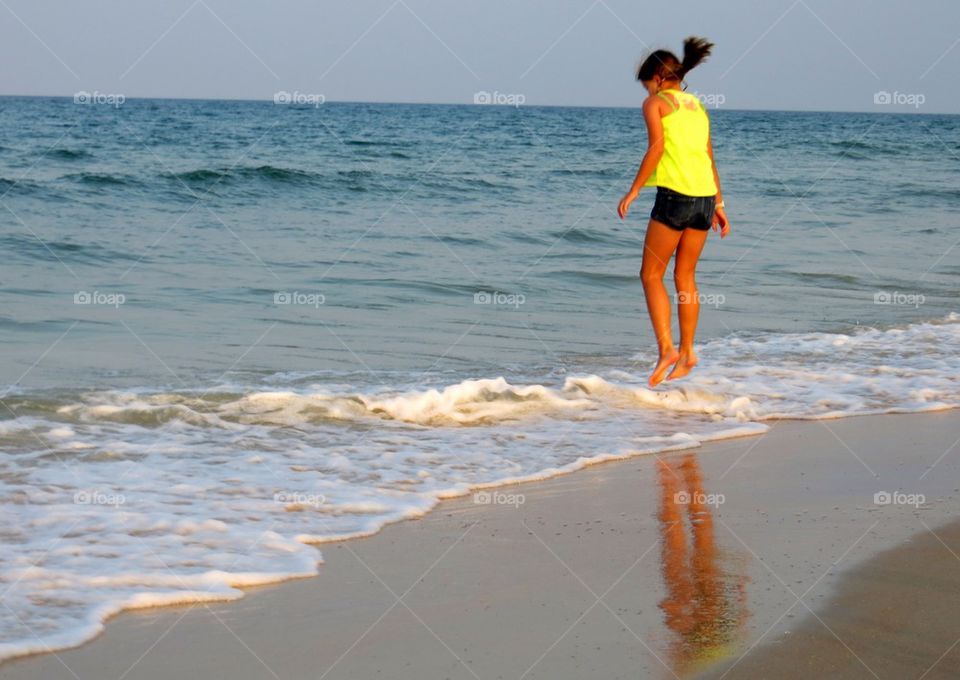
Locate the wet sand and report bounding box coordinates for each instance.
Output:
[697,520,960,680]
[2,411,959,679]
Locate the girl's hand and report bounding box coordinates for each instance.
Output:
[618,191,637,220]
[712,206,730,238]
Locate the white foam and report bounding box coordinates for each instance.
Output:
[1,315,958,662]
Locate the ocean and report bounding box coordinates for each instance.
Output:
[0,96,958,660]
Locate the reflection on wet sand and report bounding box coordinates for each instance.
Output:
[657,454,750,677]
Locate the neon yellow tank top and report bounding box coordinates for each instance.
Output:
[644,89,718,197]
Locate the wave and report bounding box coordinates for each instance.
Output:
[352,277,486,299]
[336,169,374,179]
[550,166,621,179]
[243,165,320,183]
[160,165,405,197]
[64,172,138,186]
[0,317,957,664]
[47,148,91,160]
[41,315,960,431]
[508,232,551,245]
[430,234,488,246]
[0,177,52,199]
[829,139,875,152]
[544,269,639,287]
[828,138,914,160]
[166,165,323,187]
[0,234,140,265]
[549,226,634,246]
[896,183,960,201]
[777,270,863,287]
[470,177,519,190]
[171,168,221,182]
[411,175,522,198]
[553,227,608,244]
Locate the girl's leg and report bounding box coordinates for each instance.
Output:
[640,219,683,386]
[668,227,709,381]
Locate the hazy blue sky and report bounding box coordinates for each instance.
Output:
[1,0,957,112]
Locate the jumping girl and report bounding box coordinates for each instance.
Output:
[617,37,730,387]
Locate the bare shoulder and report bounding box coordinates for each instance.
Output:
[642,94,667,116]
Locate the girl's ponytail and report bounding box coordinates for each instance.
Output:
[680,37,714,79]
[637,37,714,84]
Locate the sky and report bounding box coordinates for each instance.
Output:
[0,0,957,113]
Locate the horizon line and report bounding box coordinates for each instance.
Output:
[0,92,952,116]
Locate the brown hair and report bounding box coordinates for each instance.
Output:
[637,37,714,83]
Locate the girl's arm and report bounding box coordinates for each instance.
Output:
[707,135,730,238]
[617,96,665,219]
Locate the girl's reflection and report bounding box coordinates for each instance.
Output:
[657,454,749,676]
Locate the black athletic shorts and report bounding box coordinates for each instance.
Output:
[650,187,716,231]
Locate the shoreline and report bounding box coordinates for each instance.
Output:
[2,410,960,679]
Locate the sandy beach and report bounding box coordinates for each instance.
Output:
[2,410,958,679]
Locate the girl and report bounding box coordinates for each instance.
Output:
[618,37,730,387]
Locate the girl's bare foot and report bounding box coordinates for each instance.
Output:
[649,348,680,387]
[666,351,698,381]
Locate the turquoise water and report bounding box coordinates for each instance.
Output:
[0,96,958,660]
